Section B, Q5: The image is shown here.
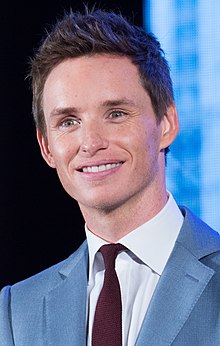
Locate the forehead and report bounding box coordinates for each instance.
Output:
[42,54,149,113]
[44,54,141,89]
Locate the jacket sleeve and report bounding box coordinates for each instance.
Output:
[0,286,15,345]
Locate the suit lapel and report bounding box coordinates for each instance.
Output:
[45,241,88,346]
[136,207,219,346]
[136,242,214,345]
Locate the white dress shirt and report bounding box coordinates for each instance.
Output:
[86,193,183,346]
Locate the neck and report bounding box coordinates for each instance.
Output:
[79,186,168,243]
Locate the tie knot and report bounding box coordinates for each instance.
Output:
[99,243,125,270]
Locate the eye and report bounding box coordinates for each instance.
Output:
[60,118,80,128]
[109,110,127,119]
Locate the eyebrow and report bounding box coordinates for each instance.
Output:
[101,98,136,108]
[49,98,136,117]
[50,107,78,117]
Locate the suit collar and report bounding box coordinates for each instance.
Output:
[177,206,220,258]
[58,240,88,278]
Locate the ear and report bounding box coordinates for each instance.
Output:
[159,103,179,151]
[36,129,56,168]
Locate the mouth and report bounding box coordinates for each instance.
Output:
[78,162,124,173]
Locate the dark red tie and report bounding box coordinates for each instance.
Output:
[92,243,125,346]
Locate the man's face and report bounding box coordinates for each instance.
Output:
[39,55,177,213]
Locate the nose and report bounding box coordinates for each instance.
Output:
[80,123,109,156]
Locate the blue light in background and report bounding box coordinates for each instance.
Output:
[144,0,220,232]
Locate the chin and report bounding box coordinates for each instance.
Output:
[79,195,130,214]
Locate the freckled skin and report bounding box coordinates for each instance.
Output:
[38,54,179,241]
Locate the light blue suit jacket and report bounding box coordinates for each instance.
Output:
[0,207,220,345]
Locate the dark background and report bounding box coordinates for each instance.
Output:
[0,0,145,288]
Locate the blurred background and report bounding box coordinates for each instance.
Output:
[0,0,219,288]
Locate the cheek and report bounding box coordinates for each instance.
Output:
[142,119,162,151]
[48,136,77,167]
[135,128,162,169]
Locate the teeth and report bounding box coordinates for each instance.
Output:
[82,162,122,173]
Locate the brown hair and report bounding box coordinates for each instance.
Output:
[30,8,174,138]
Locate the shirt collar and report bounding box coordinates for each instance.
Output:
[85,192,183,279]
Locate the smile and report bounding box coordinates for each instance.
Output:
[82,162,123,173]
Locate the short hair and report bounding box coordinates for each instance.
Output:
[30,7,174,140]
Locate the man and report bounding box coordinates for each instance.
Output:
[0,8,220,346]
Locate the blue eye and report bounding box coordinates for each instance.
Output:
[110,111,126,119]
[61,118,79,127]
